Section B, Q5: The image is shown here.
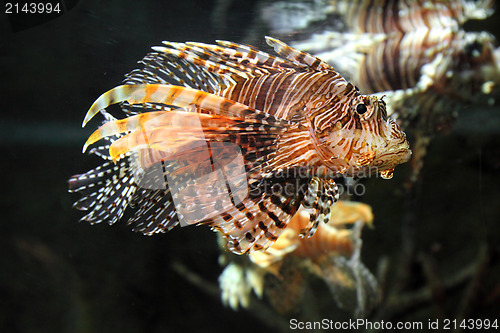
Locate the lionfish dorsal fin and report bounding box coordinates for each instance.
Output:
[212,40,299,71]
[152,44,251,81]
[208,175,309,254]
[265,36,333,71]
[156,40,300,76]
[187,41,276,74]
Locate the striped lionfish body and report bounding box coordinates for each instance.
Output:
[69,37,410,254]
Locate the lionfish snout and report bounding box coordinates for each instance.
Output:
[378,119,412,172]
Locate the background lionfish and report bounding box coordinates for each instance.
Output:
[287,0,498,124]
[262,0,499,181]
[218,201,379,316]
[69,37,410,254]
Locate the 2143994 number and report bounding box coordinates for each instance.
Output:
[443,319,498,330]
[5,2,61,14]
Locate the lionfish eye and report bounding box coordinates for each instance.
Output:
[356,103,367,115]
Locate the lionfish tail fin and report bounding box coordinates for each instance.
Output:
[153,39,303,78]
[83,85,140,127]
[83,84,285,128]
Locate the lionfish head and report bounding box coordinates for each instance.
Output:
[361,96,412,179]
[315,94,411,179]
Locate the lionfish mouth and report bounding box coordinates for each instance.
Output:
[375,141,412,179]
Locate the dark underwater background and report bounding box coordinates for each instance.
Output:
[1,0,500,332]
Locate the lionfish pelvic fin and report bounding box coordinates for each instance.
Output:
[300,177,339,238]
[207,175,309,254]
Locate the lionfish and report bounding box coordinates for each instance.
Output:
[69,37,410,254]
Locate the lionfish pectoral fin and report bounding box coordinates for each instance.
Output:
[83,109,214,153]
[84,84,268,126]
[68,158,135,225]
[108,126,209,163]
[82,83,287,158]
[300,177,339,238]
[265,36,333,71]
[86,107,285,166]
[89,111,287,244]
[82,111,167,153]
[207,175,310,254]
